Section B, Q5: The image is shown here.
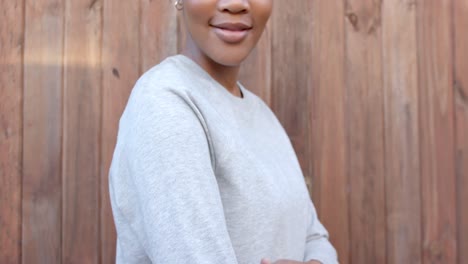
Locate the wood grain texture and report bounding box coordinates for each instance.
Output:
[0,1,24,263]
[454,0,468,263]
[270,0,313,205]
[22,0,64,263]
[61,0,102,263]
[309,0,350,262]
[382,0,421,263]
[344,0,386,263]
[140,0,178,73]
[416,0,457,263]
[2,1,468,263]
[101,0,141,262]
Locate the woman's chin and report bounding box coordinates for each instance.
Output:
[211,51,252,67]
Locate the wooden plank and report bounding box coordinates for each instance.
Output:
[61,0,102,263]
[239,22,272,104]
[381,0,421,263]
[454,0,468,263]
[416,0,457,263]
[344,0,386,263]
[271,0,349,261]
[270,0,313,204]
[22,0,64,263]
[308,0,350,262]
[101,0,141,262]
[140,0,178,73]
[0,1,24,263]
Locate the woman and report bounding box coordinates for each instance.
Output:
[108,0,338,263]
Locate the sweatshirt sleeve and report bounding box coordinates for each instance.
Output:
[118,88,239,263]
[303,197,339,264]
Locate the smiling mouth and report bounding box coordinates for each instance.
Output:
[211,22,253,44]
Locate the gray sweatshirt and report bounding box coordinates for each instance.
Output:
[108,55,338,264]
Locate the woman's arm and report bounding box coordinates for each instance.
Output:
[259,199,337,264]
[114,88,239,263]
[260,258,322,264]
[303,198,338,264]
[260,206,336,264]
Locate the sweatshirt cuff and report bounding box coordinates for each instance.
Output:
[304,239,339,264]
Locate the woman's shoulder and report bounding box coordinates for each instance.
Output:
[117,64,209,155]
[124,55,204,115]
[133,55,190,96]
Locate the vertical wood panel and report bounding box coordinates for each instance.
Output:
[270,0,313,208]
[454,0,468,263]
[101,0,141,262]
[309,0,350,262]
[62,0,102,263]
[22,0,64,263]
[382,0,421,263]
[417,0,457,263]
[0,1,24,263]
[140,0,178,73]
[1,1,467,263]
[344,0,386,263]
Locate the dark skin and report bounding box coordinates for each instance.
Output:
[178,0,322,263]
[180,0,271,97]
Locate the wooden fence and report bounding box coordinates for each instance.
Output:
[1,0,467,263]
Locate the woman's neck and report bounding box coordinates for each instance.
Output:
[182,42,241,97]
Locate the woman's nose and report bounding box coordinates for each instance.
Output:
[217,0,250,14]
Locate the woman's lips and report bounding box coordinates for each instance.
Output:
[212,27,250,44]
[211,23,252,44]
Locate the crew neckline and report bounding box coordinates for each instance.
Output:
[174,54,249,104]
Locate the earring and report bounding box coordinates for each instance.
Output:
[175,0,183,10]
